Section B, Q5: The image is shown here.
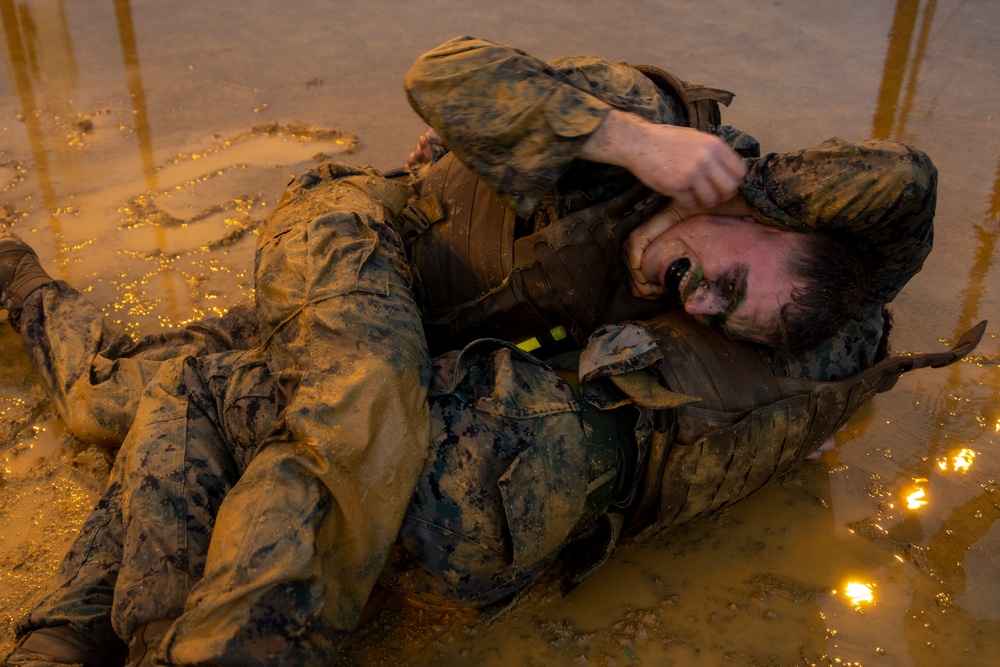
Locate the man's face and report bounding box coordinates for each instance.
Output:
[633,214,807,345]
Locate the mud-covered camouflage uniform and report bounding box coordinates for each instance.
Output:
[405,36,935,380]
[7,36,936,667]
[9,246,660,664]
[13,162,434,666]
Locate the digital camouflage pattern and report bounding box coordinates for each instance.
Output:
[405,38,685,219]
[154,163,433,666]
[9,273,659,666]
[18,281,260,446]
[12,163,435,666]
[7,36,936,667]
[15,349,269,656]
[9,165,663,666]
[406,36,936,381]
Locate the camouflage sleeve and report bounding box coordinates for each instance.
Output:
[762,301,886,381]
[743,138,937,381]
[740,137,936,304]
[405,35,683,217]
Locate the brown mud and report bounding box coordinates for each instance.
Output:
[2,1,998,665]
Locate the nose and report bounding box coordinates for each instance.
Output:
[683,290,727,316]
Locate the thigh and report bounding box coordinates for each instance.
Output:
[387,344,605,607]
[114,354,243,637]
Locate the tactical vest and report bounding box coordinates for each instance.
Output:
[614,313,988,540]
[407,66,737,352]
[548,313,986,596]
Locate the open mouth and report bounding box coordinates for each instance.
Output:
[662,258,690,303]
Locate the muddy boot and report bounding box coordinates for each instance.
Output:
[125,620,173,667]
[0,233,53,330]
[4,626,105,666]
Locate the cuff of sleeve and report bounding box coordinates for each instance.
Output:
[543,86,612,138]
[738,160,808,231]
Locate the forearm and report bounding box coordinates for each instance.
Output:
[583,109,747,214]
[405,36,681,215]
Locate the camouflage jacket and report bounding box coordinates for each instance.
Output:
[405,36,936,380]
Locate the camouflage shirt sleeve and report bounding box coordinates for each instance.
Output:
[741,138,937,380]
[404,35,683,217]
[740,137,936,304]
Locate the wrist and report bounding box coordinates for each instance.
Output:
[580,110,641,169]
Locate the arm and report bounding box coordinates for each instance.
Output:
[580,110,746,214]
[405,36,742,216]
[740,137,936,303]
[743,138,936,380]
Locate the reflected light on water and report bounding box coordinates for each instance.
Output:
[937,448,976,473]
[842,581,876,608]
[906,486,928,509]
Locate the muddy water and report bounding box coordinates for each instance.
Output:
[1,1,997,665]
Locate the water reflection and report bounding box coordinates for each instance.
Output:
[991,155,1000,222]
[902,481,1000,658]
[3,0,181,313]
[937,448,975,473]
[843,581,876,609]
[871,0,931,140]
[819,0,1000,661]
[904,485,928,510]
[0,0,64,246]
[112,0,156,190]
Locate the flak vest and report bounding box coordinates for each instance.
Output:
[406,65,739,353]
[552,312,986,595]
[398,65,988,592]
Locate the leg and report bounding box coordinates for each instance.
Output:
[111,354,244,639]
[159,164,431,666]
[2,233,259,447]
[8,349,270,666]
[9,459,129,667]
[17,281,259,446]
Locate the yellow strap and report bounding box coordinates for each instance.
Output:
[515,325,567,352]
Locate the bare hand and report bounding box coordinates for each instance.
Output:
[625,201,686,299]
[406,128,444,167]
[582,111,746,216]
[626,123,747,215]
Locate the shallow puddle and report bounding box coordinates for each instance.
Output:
[2,1,998,665]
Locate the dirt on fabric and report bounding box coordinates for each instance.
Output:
[2,1,998,665]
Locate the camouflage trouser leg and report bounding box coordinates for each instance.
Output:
[158,163,432,667]
[13,350,259,653]
[15,460,128,658]
[111,354,246,640]
[18,280,259,446]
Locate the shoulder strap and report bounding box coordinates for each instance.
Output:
[630,64,734,131]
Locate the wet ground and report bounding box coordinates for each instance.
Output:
[1,0,998,665]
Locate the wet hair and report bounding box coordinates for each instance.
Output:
[774,231,875,355]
